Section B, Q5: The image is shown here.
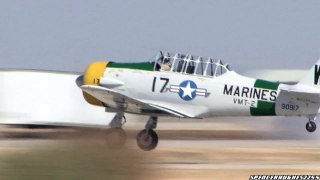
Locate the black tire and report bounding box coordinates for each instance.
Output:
[306,121,317,133]
[105,128,126,149]
[136,129,158,151]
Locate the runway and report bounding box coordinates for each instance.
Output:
[0,117,320,180]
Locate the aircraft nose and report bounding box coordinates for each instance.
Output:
[80,61,109,107]
[83,61,109,86]
[75,75,84,87]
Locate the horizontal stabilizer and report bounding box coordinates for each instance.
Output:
[280,85,320,104]
[281,84,320,95]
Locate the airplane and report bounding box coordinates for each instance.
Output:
[77,51,320,151]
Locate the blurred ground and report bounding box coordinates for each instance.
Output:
[0,116,320,180]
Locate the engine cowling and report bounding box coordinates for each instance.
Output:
[82,61,108,106]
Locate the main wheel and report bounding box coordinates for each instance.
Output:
[105,128,126,149]
[306,121,317,133]
[136,129,158,151]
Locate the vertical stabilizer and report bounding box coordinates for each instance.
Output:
[299,59,320,87]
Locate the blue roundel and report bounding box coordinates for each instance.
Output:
[178,80,198,101]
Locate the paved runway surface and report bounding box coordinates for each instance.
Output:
[0,117,320,180]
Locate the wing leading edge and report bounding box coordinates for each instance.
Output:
[80,85,193,118]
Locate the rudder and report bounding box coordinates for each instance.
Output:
[299,59,320,87]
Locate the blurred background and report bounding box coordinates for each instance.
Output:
[1,0,320,72]
[1,0,320,179]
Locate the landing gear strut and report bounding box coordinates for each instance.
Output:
[136,117,159,151]
[106,112,127,148]
[306,117,317,133]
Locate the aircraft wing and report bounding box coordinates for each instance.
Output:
[80,85,193,118]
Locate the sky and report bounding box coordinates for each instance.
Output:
[1,0,320,73]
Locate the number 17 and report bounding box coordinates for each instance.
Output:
[152,77,169,93]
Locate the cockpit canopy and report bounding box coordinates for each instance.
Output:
[153,51,230,77]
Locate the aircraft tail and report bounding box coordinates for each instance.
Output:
[299,59,320,87]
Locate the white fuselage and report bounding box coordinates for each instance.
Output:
[99,68,319,118]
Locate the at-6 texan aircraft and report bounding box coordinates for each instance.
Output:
[77,51,320,151]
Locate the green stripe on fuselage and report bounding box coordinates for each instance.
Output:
[250,79,279,116]
[108,62,153,71]
[254,79,279,90]
[250,101,276,116]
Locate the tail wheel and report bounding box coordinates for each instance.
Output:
[136,129,158,151]
[106,128,126,149]
[306,121,317,133]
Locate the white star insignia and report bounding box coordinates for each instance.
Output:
[180,81,196,98]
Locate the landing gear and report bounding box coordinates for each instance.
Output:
[136,117,159,151]
[136,129,158,151]
[106,112,127,148]
[306,116,317,133]
[306,121,317,133]
[105,113,159,151]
